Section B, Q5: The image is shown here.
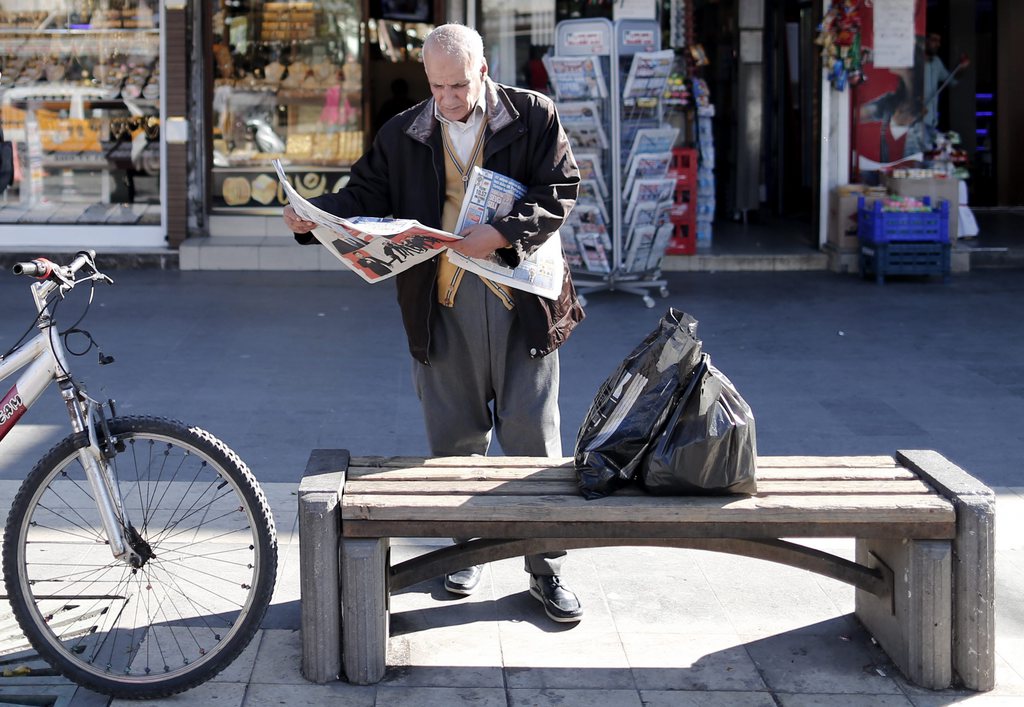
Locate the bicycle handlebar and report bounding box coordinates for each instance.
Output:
[12,250,99,281]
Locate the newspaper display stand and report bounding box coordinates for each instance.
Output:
[549,18,674,308]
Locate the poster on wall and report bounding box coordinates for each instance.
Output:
[872,0,915,68]
[852,0,927,181]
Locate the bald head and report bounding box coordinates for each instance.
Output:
[423,24,485,70]
[422,24,488,122]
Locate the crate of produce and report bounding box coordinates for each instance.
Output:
[858,196,950,244]
[859,241,951,284]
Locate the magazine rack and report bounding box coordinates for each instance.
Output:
[548,18,676,307]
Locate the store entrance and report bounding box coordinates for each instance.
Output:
[691,0,819,250]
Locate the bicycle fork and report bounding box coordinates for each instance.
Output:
[60,383,143,567]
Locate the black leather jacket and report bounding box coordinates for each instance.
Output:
[299,78,585,364]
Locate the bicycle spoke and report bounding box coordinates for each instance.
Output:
[6,418,276,696]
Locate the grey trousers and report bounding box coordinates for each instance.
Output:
[412,275,565,576]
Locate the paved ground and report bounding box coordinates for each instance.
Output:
[0,266,1022,706]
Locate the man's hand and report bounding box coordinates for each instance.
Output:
[446,224,510,259]
[283,205,317,233]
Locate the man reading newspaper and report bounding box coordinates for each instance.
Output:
[283,24,586,623]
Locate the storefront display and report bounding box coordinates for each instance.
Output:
[0,1,162,226]
[211,0,365,213]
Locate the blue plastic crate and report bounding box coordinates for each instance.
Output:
[858,196,950,244]
[859,241,951,284]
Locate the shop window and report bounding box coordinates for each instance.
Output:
[481,0,615,89]
[211,0,365,212]
[0,1,161,225]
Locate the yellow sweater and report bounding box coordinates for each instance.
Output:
[436,121,514,309]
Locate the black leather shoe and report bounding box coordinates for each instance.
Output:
[444,565,483,596]
[529,574,583,623]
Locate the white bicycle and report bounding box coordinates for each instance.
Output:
[0,251,277,699]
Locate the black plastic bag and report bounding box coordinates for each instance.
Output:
[575,309,703,499]
[640,353,758,495]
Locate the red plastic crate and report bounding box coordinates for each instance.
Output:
[668,147,697,184]
[665,221,696,255]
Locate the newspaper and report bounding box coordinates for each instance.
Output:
[273,160,459,284]
[275,160,563,299]
[447,166,565,300]
[574,151,607,196]
[622,50,674,100]
[622,152,672,201]
[556,100,609,150]
[623,177,676,226]
[543,56,608,100]
[625,127,679,171]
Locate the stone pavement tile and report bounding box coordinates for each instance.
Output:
[995,490,1024,552]
[501,632,635,690]
[259,481,300,545]
[581,546,735,636]
[384,618,504,688]
[993,637,1024,692]
[0,686,78,707]
[995,550,1024,639]
[641,690,776,706]
[372,686,507,706]
[209,630,262,683]
[109,680,246,707]
[386,581,504,690]
[248,629,304,685]
[743,628,902,695]
[508,687,643,706]
[620,632,766,691]
[263,537,301,630]
[243,682,375,706]
[906,695,1024,706]
[696,552,857,637]
[776,695,913,706]
[891,650,1024,703]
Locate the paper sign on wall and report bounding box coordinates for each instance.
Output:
[872,0,915,68]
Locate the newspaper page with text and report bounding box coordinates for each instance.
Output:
[448,166,565,300]
[273,160,460,284]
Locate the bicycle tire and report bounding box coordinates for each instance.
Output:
[2,416,277,699]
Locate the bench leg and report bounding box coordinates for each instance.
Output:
[340,537,389,684]
[949,493,996,690]
[855,538,952,689]
[298,479,343,683]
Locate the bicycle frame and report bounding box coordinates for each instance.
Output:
[0,272,135,563]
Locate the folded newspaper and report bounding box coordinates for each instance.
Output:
[274,160,564,299]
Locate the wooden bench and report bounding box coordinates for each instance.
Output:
[297,449,994,691]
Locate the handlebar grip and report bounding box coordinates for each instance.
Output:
[12,258,54,278]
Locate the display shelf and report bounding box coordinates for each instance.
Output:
[551,18,673,307]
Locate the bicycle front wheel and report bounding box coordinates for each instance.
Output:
[2,416,277,699]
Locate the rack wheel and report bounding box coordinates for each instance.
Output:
[659,286,669,298]
[643,295,655,308]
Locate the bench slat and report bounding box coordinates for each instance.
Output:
[341,517,953,540]
[341,492,954,524]
[348,455,899,470]
[346,466,916,482]
[342,479,935,496]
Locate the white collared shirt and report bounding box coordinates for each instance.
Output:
[434,93,486,164]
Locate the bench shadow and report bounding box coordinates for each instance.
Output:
[392,582,580,635]
[382,611,984,698]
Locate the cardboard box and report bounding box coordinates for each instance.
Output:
[829,187,884,252]
[883,176,960,241]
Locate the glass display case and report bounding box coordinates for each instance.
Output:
[211,0,365,212]
[0,1,162,225]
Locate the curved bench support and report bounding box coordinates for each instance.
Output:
[390,537,889,597]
